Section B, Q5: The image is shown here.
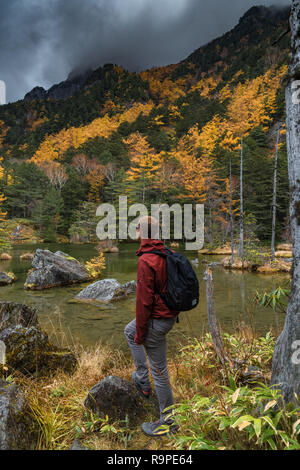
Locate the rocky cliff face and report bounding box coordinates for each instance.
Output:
[24,69,93,101]
[239,5,290,24]
[23,5,290,103]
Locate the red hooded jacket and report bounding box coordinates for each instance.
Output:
[134,239,178,344]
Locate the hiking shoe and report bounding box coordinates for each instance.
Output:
[132,371,152,399]
[141,420,179,437]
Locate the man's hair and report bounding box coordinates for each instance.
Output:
[139,216,160,239]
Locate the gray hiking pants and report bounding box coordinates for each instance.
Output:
[124,316,176,423]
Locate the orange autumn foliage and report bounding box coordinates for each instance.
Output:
[0,121,8,148]
[141,67,186,103]
[30,102,154,164]
[221,65,288,150]
[125,132,163,183]
[190,75,221,98]
[0,193,8,222]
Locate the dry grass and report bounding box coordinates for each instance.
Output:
[15,342,136,450]
[199,245,237,255]
[257,259,292,274]
[276,243,292,252]
[7,319,277,451]
[274,250,293,258]
[221,256,251,270]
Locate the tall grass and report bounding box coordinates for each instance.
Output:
[4,323,299,450]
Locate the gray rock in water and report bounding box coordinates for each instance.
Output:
[75,279,136,302]
[0,301,77,376]
[84,376,158,424]
[0,379,39,450]
[24,249,90,290]
[0,272,16,286]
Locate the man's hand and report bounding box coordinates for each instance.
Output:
[134,333,143,345]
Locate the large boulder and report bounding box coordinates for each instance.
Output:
[84,376,158,424]
[0,379,39,450]
[75,279,136,303]
[24,249,91,290]
[0,301,77,376]
[0,302,38,330]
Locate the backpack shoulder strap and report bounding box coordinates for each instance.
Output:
[137,249,171,304]
[138,248,172,258]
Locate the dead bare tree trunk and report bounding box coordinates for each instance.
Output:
[238,139,244,261]
[208,186,213,245]
[271,128,281,261]
[271,1,300,403]
[204,267,229,366]
[229,159,235,264]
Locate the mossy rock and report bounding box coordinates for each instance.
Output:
[39,350,77,375]
[0,301,77,377]
[0,272,17,286]
[0,379,39,450]
[84,376,159,425]
[24,249,90,290]
[0,326,77,376]
[0,302,38,330]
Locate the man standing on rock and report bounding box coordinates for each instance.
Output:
[124,216,178,437]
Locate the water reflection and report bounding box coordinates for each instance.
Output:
[0,243,288,350]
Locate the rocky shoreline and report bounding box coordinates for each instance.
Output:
[0,300,156,450]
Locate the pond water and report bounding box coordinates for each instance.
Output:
[0,243,289,352]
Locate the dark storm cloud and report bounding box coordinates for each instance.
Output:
[0,0,291,102]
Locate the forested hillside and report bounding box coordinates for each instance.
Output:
[0,5,291,245]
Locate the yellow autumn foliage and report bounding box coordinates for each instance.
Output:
[190,75,221,97]
[141,67,186,103]
[85,253,106,280]
[0,121,8,147]
[30,102,154,164]
[125,132,164,182]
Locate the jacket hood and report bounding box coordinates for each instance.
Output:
[136,239,166,256]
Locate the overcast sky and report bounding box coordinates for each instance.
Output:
[0,0,291,103]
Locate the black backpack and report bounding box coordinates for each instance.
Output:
[139,247,199,312]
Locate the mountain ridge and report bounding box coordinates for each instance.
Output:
[22,4,290,103]
[0,4,291,244]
